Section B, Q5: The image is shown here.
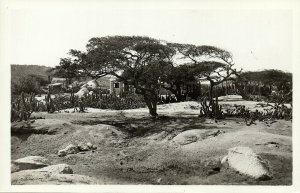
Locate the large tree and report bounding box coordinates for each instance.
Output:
[56,36,239,117]
[73,36,175,116]
[168,43,241,118]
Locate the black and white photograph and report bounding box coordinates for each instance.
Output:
[1,0,300,192]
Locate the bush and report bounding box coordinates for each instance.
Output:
[223,103,292,125]
[11,93,36,122]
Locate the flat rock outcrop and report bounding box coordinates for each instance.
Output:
[11,156,49,173]
[173,129,225,145]
[11,119,71,135]
[36,164,73,174]
[11,170,98,185]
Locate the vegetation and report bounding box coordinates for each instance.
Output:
[11,74,49,96]
[235,69,292,103]
[55,36,241,117]
[11,36,292,122]
[11,92,36,122]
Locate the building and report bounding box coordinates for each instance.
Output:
[109,77,135,96]
[48,77,68,94]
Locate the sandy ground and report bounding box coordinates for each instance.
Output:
[11,101,292,185]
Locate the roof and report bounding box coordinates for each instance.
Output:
[51,77,67,84]
[49,83,63,86]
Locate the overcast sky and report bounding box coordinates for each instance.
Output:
[10,3,292,72]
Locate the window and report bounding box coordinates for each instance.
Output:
[114,83,120,88]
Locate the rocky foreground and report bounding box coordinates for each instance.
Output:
[11,102,292,185]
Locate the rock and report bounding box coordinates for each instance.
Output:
[11,170,98,185]
[172,129,225,145]
[227,147,272,180]
[11,163,20,173]
[130,124,139,129]
[91,144,97,150]
[58,144,79,157]
[11,156,49,173]
[30,119,72,134]
[221,156,228,164]
[157,178,162,183]
[78,142,89,151]
[75,87,89,98]
[11,121,33,134]
[86,142,93,149]
[204,159,222,175]
[58,150,67,157]
[36,164,73,174]
[11,119,72,135]
[172,130,201,145]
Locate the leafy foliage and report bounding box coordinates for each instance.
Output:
[235,70,292,103]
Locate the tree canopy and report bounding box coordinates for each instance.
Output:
[56,35,240,117]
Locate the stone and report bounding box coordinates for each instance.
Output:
[221,156,228,164]
[227,146,272,180]
[204,159,222,175]
[58,144,79,157]
[58,150,67,157]
[78,142,89,151]
[36,164,73,174]
[172,130,201,145]
[11,170,98,185]
[91,144,97,150]
[11,119,72,135]
[172,129,225,145]
[11,163,20,173]
[75,87,89,98]
[11,121,33,134]
[11,156,49,173]
[86,142,93,149]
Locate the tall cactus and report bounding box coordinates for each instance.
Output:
[46,86,55,113]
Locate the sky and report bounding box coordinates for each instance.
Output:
[9,2,293,72]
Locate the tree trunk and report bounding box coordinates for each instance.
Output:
[209,83,214,106]
[174,88,183,102]
[144,95,158,116]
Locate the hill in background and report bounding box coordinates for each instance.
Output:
[11,64,111,91]
[11,64,52,86]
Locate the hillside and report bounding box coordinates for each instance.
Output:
[11,64,53,85]
[11,64,111,91]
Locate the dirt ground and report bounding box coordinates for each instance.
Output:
[11,101,292,185]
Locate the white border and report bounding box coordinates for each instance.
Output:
[1,0,299,192]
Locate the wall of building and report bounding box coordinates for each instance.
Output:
[110,80,124,95]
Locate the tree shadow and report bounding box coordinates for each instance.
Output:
[11,133,32,141]
[74,115,234,139]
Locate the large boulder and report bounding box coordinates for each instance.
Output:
[36,164,73,174]
[75,86,89,98]
[11,170,98,185]
[226,146,272,180]
[58,144,79,157]
[11,156,49,173]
